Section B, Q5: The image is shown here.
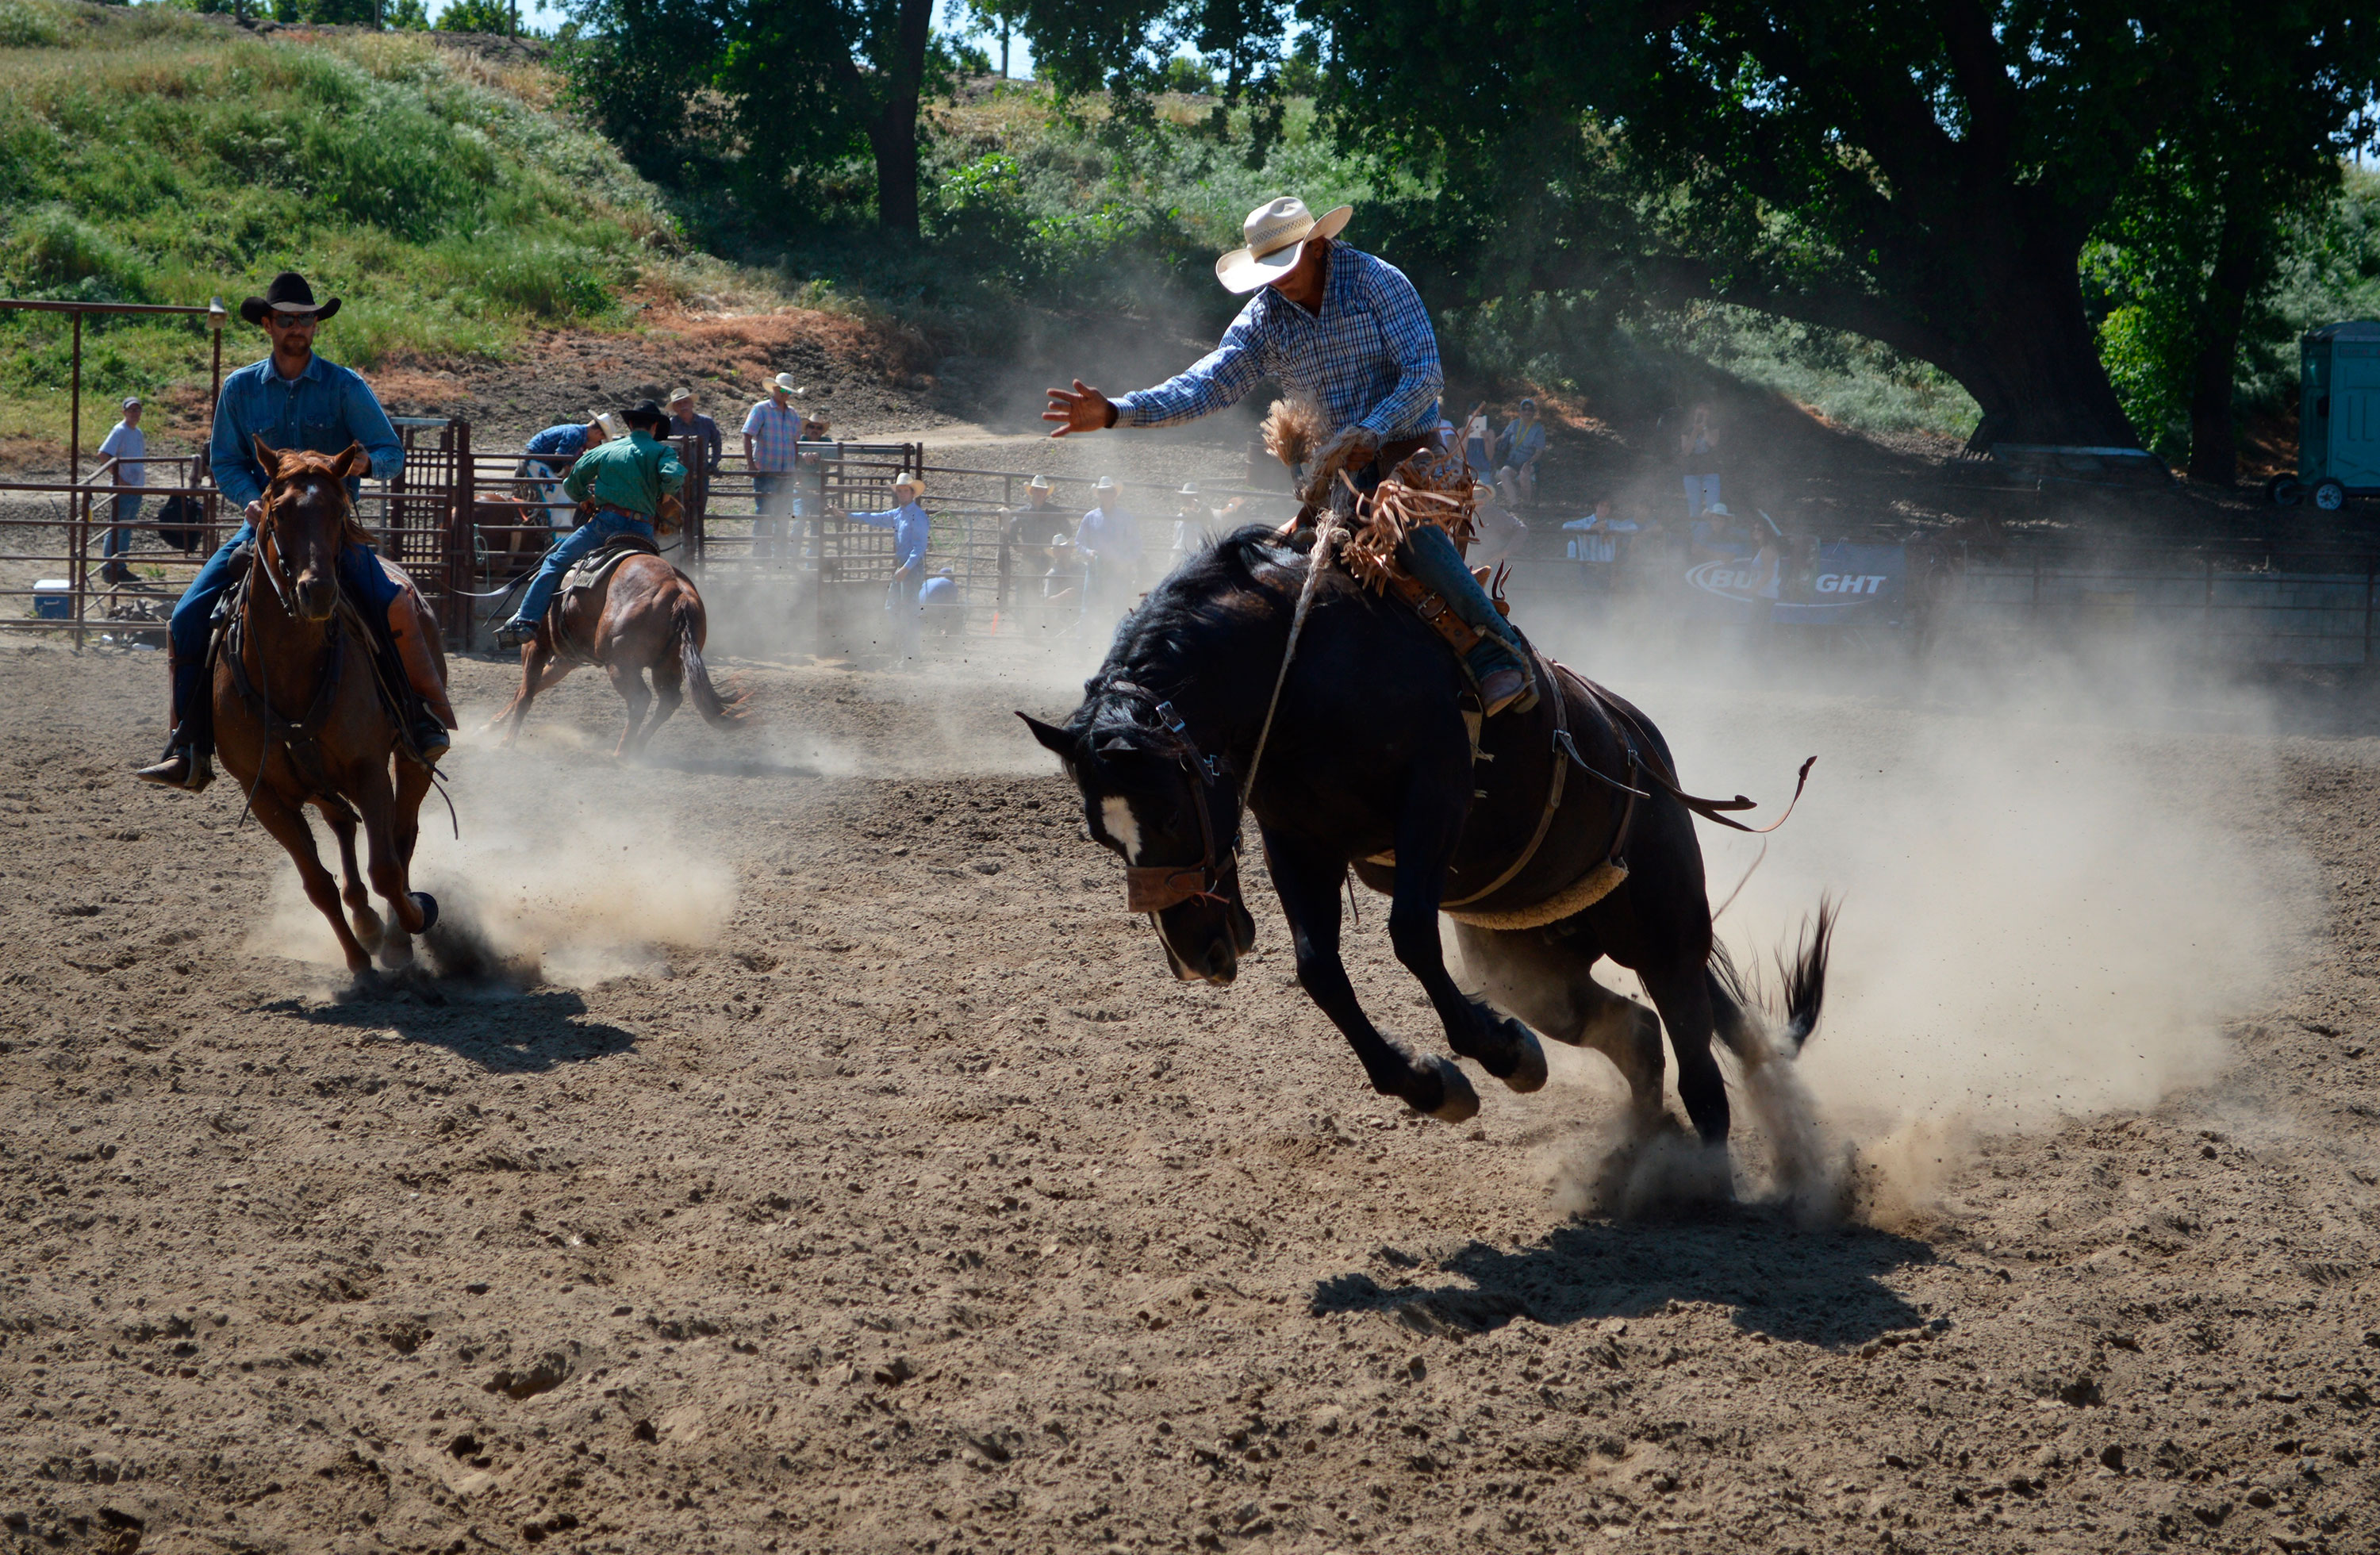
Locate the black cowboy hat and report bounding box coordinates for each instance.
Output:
[622,399,670,431]
[238,271,341,328]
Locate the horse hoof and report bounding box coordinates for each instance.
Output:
[410,891,440,931]
[1416,1055,1480,1123]
[1499,1026,1549,1094]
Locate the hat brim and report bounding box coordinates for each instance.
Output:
[240,296,338,326]
[1214,205,1353,293]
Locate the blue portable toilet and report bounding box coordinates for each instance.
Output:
[2274,321,2380,509]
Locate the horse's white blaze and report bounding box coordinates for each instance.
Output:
[1101,797,1143,863]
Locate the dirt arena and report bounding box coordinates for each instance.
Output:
[2,626,2378,1555]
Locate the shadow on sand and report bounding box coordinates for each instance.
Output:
[1311,1211,1935,1350]
[260,979,637,1073]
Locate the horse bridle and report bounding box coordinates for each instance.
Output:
[1102,678,1242,914]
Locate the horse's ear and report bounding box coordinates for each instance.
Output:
[251,436,281,481]
[1016,712,1073,758]
[330,442,370,482]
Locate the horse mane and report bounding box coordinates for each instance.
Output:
[1073,526,1308,743]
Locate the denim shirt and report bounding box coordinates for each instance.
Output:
[846,499,931,569]
[209,352,405,510]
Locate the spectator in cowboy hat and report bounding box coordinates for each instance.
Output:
[1074,475,1142,620]
[1001,474,1068,598]
[743,371,805,559]
[1169,481,1219,569]
[666,387,721,529]
[666,388,722,476]
[841,474,932,662]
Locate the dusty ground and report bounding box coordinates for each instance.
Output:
[2,635,2378,1555]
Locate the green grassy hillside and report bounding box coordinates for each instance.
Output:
[0,0,748,445]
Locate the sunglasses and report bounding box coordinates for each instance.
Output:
[268,312,318,328]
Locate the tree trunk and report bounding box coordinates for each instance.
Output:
[1923,213,2142,453]
[866,0,934,239]
[2183,206,2264,486]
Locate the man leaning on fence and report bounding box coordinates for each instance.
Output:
[98,396,146,586]
[135,271,452,792]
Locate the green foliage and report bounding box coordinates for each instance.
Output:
[436,0,516,32]
[0,20,674,437]
[0,0,66,48]
[387,0,430,27]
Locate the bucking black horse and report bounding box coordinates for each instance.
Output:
[1022,526,1834,1163]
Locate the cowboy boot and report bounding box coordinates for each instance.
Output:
[133,655,215,791]
[386,592,455,764]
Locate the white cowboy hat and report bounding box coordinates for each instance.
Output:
[666,386,695,405]
[1093,476,1117,493]
[593,412,626,440]
[1177,482,1200,497]
[765,372,802,397]
[1705,501,1733,517]
[892,474,925,497]
[1215,196,1353,294]
[1027,474,1053,491]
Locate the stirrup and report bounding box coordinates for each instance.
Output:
[134,744,213,793]
[410,721,452,766]
[494,619,535,650]
[1480,664,1537,718]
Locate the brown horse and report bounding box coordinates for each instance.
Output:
[487,548,746,757]
[217,440,440,978]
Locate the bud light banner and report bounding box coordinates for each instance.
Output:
[1684,542,1909,625]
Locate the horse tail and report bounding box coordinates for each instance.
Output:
[671,594,748,727]
[1708,895,1837,1058]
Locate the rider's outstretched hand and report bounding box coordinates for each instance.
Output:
[1044,380,1117,438]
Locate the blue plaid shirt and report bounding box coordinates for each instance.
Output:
[1111,246,1442,440]
[524,422,592,459]
[742,400,804,474]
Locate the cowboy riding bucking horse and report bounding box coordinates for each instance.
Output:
[1044,195,1537,716]
[136,271,456,791]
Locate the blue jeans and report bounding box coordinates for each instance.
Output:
[168,523,400,732]
[887,569,922,659]
[510,511,654,629]
[1402,524,1527,685]
[104,493,141,559]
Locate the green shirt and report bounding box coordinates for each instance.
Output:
[561,429,685,518]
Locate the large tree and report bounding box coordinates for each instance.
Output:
[1303,0,2380,451]
[566,0,957,237]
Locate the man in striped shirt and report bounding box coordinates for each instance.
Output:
[1043,197,1534,715]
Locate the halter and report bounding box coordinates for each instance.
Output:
[1100,678,1241,914]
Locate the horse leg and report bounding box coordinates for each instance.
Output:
[1637,957,1732,1150]
[643,639,685,748]
[1454,922,1668,1135]
[1263,828,1479,1122]
[251,786,374,977]
[321,800,384,953]
[351,777,428,970]
[1384,791,1549,1095]
[607,660,650,759]
[487,639,570,745]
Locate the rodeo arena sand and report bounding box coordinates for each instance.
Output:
[4,381,2380,1555]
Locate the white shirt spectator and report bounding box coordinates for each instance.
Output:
[98,419,145,486]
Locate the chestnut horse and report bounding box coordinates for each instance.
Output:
[217,441,440,978]
[487,548,746,757]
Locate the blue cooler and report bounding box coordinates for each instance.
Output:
[33,580,69,620]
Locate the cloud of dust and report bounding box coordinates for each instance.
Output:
[245,739,735,989]
[1500,605,2315,1226]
